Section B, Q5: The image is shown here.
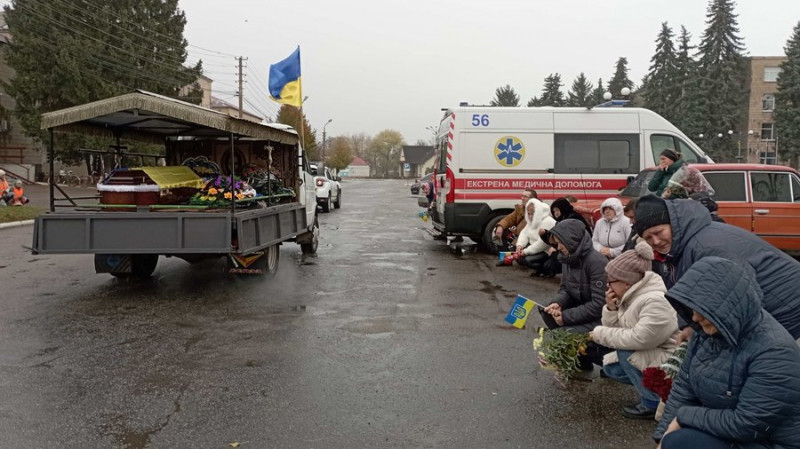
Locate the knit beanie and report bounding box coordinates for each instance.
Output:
[634,195,670,236]
[605,240,654,284]
[659,149,679,162]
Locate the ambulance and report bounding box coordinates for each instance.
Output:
[429,106,713,250]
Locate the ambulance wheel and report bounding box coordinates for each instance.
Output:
[481,215,504,255]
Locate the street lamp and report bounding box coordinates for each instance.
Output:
[399,152,406,181]
[322,119,332,163]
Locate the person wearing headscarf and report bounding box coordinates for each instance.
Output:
[591,241,679,420]
[536,197,592,277]
[654,257,800,449]
[648,149,684,197]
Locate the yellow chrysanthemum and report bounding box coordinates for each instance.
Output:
[236,193,245,199]
[207,187,218,195]
[224,191,232,199]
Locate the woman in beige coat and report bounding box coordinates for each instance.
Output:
[590,241,679,420]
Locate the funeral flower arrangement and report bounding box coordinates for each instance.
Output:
[189,175,256,207]
[533,327,590,382]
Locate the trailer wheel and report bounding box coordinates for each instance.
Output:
[261,244,280,277]
[300,216,319,254]
[480,215,505,255]
[131,254,159,278]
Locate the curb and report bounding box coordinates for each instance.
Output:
[0,219,34,230]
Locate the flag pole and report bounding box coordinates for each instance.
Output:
[297,46,305,153]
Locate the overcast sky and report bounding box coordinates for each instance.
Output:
[180,0,800,144]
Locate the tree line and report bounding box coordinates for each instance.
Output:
[489,0,800,166]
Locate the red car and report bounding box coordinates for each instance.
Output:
[573,163,800,256]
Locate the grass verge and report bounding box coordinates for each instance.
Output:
[0,205,44,224]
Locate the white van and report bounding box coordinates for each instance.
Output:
[430,106,712,249]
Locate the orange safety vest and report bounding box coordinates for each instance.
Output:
[0,178,8,192]
[13,185,24,199]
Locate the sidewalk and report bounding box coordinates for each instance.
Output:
[1,183,93,229]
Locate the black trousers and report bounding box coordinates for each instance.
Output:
[516,252,548,270]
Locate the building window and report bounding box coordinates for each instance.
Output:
[764,67,781,82]
[761,123,775,141]
[762,94,775,111]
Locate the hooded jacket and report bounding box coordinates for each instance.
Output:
[591,271,679,370]
[591,197,631,258]
[516,199,556,255]
[547,219,608,333]
[654,257,800,448]
[657,198,800,339]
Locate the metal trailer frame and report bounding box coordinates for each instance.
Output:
[33,90,308,260]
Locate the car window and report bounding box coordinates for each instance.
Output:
[620,170,657,198]
[792,174,800,203]
[703,172,747,201]
[676,139,701,163]
[751,172,792,202]
[650,134,702,164]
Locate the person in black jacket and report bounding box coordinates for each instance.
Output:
[539,219,610,368]
[535,198,592,277]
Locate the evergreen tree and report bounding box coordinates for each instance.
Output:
[527,96,542,107]
[537,73,565,106]
[3,0,203,163]
[644,23,680,122]
[607,57,635,98]
[673,26,704,136]
[695,0,748,161]
[775,21,800,168]
[567,73,594,107]
[590,78,607,106]
[277,105,318,160]
[490,84,520,106]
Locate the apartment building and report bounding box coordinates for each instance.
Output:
[741,56,786,164]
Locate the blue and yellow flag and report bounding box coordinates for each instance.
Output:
[505,295,536,329]
[269,47,302,107]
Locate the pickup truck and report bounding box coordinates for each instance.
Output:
[573,163,800,256]
[32,91,319,278]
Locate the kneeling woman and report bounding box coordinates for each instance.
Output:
[590,241,679,420]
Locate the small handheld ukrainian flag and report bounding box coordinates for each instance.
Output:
[268,47,302,107]
[505,294,536,329]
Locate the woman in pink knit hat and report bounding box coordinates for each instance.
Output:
[590,241,680,420]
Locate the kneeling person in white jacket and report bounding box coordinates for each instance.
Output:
[514,198,556,274]
[590,241,679,420]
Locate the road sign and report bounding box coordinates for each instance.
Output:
[403,163,410,171]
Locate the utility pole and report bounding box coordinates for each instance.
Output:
[237,57,248,119]
[322,119,333,163]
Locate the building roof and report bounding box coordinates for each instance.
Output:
[402,145,434,164]
[210,96,261,121]
[349,156,369,166]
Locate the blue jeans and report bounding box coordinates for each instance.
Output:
[661,428,736,449]
[602,350,660,410]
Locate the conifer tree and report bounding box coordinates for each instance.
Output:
[490,84,520,106]
[3,0,203,163]
[644,23,679,123]
[607,57,635,98]
[695,0,748,161]
[590,78,607,106]
[537,73,565,106]
[775,21,800,168]
[673,26,704,137]
[567,73,594,107]
[527,96,542,107]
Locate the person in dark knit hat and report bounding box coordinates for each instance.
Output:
[634,194,800,346]
[590,240,679,420]
[647,149,685,196]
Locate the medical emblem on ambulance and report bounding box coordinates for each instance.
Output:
[494,136,525,168]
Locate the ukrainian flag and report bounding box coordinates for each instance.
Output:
[505,295,535,329]
[269,47,302,107]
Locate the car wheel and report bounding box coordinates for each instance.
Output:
[333,190,341,209]
[480,215,505,255]
[322,194,331,212]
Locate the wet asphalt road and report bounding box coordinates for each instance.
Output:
[0,180,655,448]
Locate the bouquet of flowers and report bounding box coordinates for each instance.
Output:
[533,327,589,382]
[189,175,255,207]
[642,341,689,402]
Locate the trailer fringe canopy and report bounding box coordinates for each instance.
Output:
[40,90,298,144]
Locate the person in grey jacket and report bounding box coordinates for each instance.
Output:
[591,197,631,259]
[634,194,800,341]
[654,257,800,449]
[539,219,609,368]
